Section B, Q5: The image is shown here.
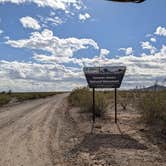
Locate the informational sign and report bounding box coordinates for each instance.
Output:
[83,66,126,88]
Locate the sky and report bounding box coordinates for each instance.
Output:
[0,0,166,92]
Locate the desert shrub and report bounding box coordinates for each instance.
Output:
[113,91,134,111]
[137,91,166,126]
[0,94,11,106]
[68,87,109,117]
[118,91,129,110]
[0,92,59,106]
[95,93,109,117]
[14,92,58,101]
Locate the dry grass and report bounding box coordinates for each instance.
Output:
[68,87,109,117]
[137,90,166,127]
[68,87,166,128]
[0,92,60,106]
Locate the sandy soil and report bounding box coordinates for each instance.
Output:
[0,94,165,166]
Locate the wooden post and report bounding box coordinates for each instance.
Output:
[115,88,117,123]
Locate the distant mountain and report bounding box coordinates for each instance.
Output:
[142,84,166,91]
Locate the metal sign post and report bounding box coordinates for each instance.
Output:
[115,88,117,123]
[92,88,95,123]
[83,66,126,126]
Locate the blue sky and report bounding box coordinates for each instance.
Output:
[0,0,166,91]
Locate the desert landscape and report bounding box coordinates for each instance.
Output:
[0,0,166,165]
[0,89,165,166]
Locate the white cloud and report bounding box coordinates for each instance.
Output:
[141,41,157,54]
[155,26,166,36]
[46,16,63,26]
[79,13,91,21]
[6,29,99,58]
[39,15,63,27]
[20,16,41,30]
[0,60,79,81]
[0,29,3,35]
[160,45,166,55]
[4,27,166,90]
[3,36,10,40]
[119,47,133,55]
[0,0,84,12]
[80,46,166,88]
[2,24,166,91]
[1,44,166,91]
[50,11,56,17]
[100,49,110,57]
[150,37,156,42]
[0,60,84,91]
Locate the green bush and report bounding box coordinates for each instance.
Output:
[95,93,109,117]
[68,87,109,117]
[137,91,166,126]
[0,94,11,106]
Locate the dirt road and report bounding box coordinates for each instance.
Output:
[0,94,165,166]
[0,93,71,166]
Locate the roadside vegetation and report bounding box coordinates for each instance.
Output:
[68,87,136,116]
[68,87,109,117]
[0,91,60,106]
[137,90,166,128]
[68,87,166,130]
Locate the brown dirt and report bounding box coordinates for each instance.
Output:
[0,94,165,166]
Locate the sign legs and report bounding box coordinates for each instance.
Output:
[91,88,95,133]
[92,88,95,123]
[115,88,117,123]
[91,87,118,133]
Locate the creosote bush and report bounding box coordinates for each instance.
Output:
[137,90,166,127]
[68,87,109,117]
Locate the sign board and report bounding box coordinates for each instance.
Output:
[83,66,126,88]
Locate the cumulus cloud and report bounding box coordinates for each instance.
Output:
[150,37,156,42]
[6,29,99,58]
[155,26,166,36]
[0,0,84,12]
[0,60,84,91]
[38,15,63,27]
[79,13,91,21]
[80,46,166,88]
[20,16,41,30]
[1,44,166,91]
[4,27,166,90]
[2,26,166,91]
[100,49,110,57]
[119,47,133,55]
[141,41,157,54]
[0,60,79,81]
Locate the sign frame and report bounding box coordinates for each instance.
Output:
[83,66,126,131]
[83,66,126,89]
